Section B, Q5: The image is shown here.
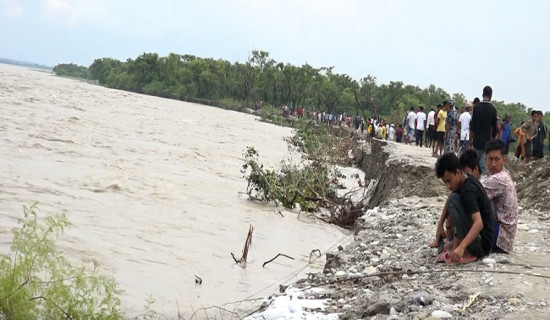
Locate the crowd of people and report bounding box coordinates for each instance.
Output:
[279,86,544,266]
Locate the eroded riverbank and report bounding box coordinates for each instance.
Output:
[247,140,550,320]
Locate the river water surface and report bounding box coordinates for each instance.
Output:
[0,64,347,317]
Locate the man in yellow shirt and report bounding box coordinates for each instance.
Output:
[434,102,447,157]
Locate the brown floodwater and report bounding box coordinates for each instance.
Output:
[0,64,348,317]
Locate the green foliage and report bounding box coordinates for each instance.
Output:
[241,147,336,211]
[0,203,123,319]
[54,50,545,123]
[53,63,89,79]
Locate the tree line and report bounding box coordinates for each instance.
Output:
[53,50,540,125]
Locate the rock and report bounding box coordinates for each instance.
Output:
[342,304,352,310]
[508,297,521,305]
[482,258,496,265]
[364,266,377,275]
[380,252,391,260]
[412,291,433,306]
[335,270,347,278]
[494,255,510,264]
[431,310,453,318]
[364,301,391,316]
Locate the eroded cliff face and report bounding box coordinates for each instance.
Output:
[357,140,447,208]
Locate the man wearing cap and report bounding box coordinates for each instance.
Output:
[532,111,547,160]
[469,86,498,174]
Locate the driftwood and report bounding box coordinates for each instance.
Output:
[262,253,295,267]
[231,225,254,264]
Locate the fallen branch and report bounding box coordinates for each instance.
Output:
[231,225,254,264]
[262,253,295,267]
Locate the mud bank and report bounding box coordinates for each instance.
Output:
[246,139,550,320]
[358,140,446,208]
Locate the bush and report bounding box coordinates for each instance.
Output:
[0,203,123,319]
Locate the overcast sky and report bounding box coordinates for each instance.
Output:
[2,0,549,111]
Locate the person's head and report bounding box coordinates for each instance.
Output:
[419,105,424,111]
[435,153,463,192]
[459,150,481,180]
[446,100,454,110]
[485,139,506,175]
[531,110,538,120]
[537,110,544,121]
[482,86,492,101]
[437,104,443,110]
[473,97,480,105]
[505,113,511,122]
[430,105,435,111]
[410,106,414,111]
[443,100,448,107]
[398,124,402,128]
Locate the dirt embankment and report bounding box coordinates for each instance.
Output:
[357,140,446,208]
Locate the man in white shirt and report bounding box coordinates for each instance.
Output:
[407,107,417,144]
[415,106,427,147]
[389,124,396,141]
[427,106,436,148]
[457,102,473,156]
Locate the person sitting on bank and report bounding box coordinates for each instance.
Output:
[482,139,519,253]
[434,153,494,264]
[430,150,481,252]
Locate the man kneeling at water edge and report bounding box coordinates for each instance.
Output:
[434,153,494,264]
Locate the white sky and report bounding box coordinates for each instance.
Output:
[2,0,549,110]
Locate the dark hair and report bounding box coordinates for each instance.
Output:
[485,139,506,155]
[531,110,538,116]
[483,86,492,100]
[410,106,414,111]
[437,104,443,109]
[459,150,479,172]
[473,97,480,104]
[435,153,461,178]
[419,106,424,110]
[443,100,448,107]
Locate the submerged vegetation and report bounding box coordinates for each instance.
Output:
[242,123,364,229]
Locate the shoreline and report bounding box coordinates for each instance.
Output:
[245,139,550,320]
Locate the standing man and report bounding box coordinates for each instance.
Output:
[469,86,498,174]
[521,110,538,163]
[532,110,547,161]
[434,104,447,157]
[407,107,417,144]
[426,106,436,148]
[457,102,473,156]
[444,100,457,154]
[416,106,427,147]
[499,113,513,154]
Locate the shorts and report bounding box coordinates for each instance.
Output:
[460,130,469,141]
[435,131,445,142]
[533,149,544,159]
[428,125,435,139]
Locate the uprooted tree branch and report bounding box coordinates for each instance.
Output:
[241,126,366,229]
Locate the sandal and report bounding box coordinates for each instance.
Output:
[436,251,449,263]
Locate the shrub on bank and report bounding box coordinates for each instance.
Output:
[0,203,123,319]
